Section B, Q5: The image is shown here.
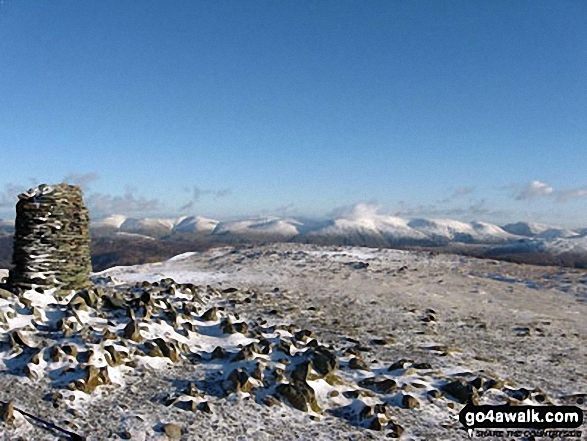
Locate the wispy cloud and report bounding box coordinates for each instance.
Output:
[437,186,474,204]
[178,185,232,212]
[86,187,160,214]
[258,203,299,217]
[452,186,473,198]
[557,187,587,202]
[507,180,587,203]
[0,183,27,207]
[63,172,100,189]
[394,199,511,220]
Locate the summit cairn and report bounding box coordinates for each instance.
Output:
[8,183,92,294]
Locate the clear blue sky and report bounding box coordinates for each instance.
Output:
[1,1,586,226]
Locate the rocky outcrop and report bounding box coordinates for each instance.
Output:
[8,184,92,293]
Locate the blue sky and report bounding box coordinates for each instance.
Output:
[0,1,586,226]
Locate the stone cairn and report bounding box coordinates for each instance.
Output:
[8,183,92,294]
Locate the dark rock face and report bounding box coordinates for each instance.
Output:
[8,184,92,293]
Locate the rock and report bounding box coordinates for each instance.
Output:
[103,295,126,310]
[359,377,397,393]
[290,361,311,383]
[8,184,92,292]
[232,346,254,362]
[184,382,199,397]
[402,394,420,409]
[251,362,263,380]
[210,346,227,359]
[276,339,291,355]
[161,423,181,440]
[139,291,153,306]
[0,288,14,299]
[152,338,180,363]
[348,261,369,269]
[123,320,143,342]
[102,329,118,340]
[359,403,374,419]
[484,378,505,390]
[145,341,164,358]
[257,338,271,355]
[50,345,64,362]
[441,379,478,404]
[24,364,39,380]
[370,337,394,346]
[18,296,32,308]
[220,317,235,334]
[469,377,484,389]
[197,401,212,413]
[508,387,531,401]
[343,390,361,399]
[62,344,78,358]
[0,400,15,424]
[412,362,432,370]
[387,421,405,438]
[78,365,111,393]
[388,359,412,371]
[30,348,42,364]
[366,415,384,431]
[276,382,320,412]
[104,345,125,366]
[225,368,255,393]
[294,329,313,342]
[31,307,42,320]
[10,330,34,349]
[68,295,87,311]
[308,346,338,377]
[427,389,442,399]
[74,288,99,308]
[200,307,219,321]
[348,357,370,371]
[262,395,280,406]
[232,321,248,334]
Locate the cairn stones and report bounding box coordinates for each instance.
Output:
[9,184,92,293]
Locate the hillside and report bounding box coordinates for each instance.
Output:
[0,243,584,439]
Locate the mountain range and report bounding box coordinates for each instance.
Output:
[1,211,586,269]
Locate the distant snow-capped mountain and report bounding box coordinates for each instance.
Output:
[307,212,515,246]
[502,221,578,239]
[213,217,301,238]
[85,213,586,259]
[307,214,429,246]
[174,216,219,234]
[91,214,128,231]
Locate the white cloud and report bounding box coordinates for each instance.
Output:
[514,180,554,200]
[557,187,587,202]
[328,202,383,219]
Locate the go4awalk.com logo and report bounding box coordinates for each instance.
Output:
[459,404,584,438]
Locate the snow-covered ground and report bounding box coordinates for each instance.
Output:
[0,244,585,440]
